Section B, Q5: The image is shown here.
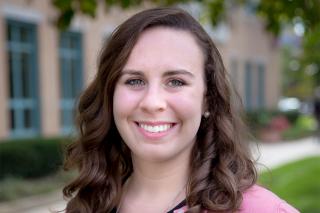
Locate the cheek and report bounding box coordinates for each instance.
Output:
[113,87,140,118]
[168,89,204,119]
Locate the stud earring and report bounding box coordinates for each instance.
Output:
[203,111,210,118]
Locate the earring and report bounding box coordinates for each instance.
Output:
[203,111,210,118]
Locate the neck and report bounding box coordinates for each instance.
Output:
[122,150,191,211]
[130,155,190,194]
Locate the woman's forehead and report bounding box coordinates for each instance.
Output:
[123,27,205,74]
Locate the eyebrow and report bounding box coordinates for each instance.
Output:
[121,69,195,78]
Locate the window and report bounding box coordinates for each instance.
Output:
[59,31,83,134]
[7,20,40,137]
[244,61,253,110]
[244,61,266,111]
[7,19,40,137]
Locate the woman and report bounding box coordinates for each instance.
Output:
[63,7,299,213]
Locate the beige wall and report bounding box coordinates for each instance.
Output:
[0,1,281,139]
[220,7,280,108]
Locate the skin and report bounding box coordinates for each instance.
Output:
[113,27,206,213]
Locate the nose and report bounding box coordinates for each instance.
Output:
[139,84,167,113]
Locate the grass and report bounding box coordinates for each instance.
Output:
[259,156,320,213]
[0,169,76,202]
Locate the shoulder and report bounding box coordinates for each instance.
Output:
[239,185,299,213]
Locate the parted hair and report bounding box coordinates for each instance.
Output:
[63,7,257,213]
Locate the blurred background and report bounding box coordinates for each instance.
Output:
[0,0,319,212]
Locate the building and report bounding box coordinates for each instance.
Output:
[0,0,281,140]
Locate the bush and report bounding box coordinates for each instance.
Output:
[245,109,314,141]
[245,110,273,130]
[0,137,71,179]
[245,109,299,128]
[281,110,300,124]
[282,115,317,140]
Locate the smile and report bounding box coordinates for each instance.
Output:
[134,121,177,139]
[139,123,173,133]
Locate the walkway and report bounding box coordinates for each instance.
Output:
[251,136,320,171]
[1,137,320,213]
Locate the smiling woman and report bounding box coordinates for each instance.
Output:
[62,7,299,213]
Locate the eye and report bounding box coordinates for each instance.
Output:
[167,79,185,87]
[125,79,145,87]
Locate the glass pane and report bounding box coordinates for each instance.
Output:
[71,58,77,98]
[8,52,14,98]
[10,109,15,130]
[59,58,64,98]
[24,108,31,128]
[68,108,75,126]
[67,62,72,99]
[21,52,30,98]
[20,27,29,42]
[65,58,73,98]
[61,109,68,127]
[65,36,71,49]
[70,36,76,49]
[7,24,12,41]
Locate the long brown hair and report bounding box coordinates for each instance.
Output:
[63,7,257,213]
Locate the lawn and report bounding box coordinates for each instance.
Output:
[0,170,75,202]
[259,156,320,213]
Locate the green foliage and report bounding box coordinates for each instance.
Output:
[256,0,320,35]
[295,115,317,130]
[245,109,316,140]
[51,0,225,30]
[256,0,320,90]
[302,25,320,86]
[245,109,299,129]
[206,0,225,26]
[52,0,74,30]
[245,110,274,130]
[282,110,300,124]
[0,138,71,179]
[79,0,97,17]
[282,115,316,140]
[281,47,315,99]
[259,156,320,213]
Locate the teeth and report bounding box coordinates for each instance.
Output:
[139,123,172,133]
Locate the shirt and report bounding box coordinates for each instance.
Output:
[113,185,299,213]
[172,185,299,213]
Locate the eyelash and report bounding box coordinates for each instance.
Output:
[125,79,145,87]
[167,79,186,87]
[124,78,186,88]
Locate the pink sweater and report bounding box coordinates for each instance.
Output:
[174,185,299,213]
[238,185,299,213]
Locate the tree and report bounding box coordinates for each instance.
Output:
[52,0,226,30]
[52,0,320,89]
[256,0,320,89]
[281,46,314,99]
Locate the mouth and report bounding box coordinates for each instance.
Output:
[135,121,176,137]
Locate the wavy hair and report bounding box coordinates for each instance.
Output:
[63,7,257,213]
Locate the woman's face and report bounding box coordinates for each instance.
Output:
[113,27,206,162]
